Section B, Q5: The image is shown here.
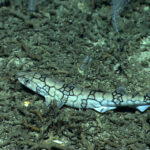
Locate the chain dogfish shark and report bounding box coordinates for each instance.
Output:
[17,72,150,113]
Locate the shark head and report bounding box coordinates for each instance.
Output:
[17,72,48,97]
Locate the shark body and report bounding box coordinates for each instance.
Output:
[17,72,150,113]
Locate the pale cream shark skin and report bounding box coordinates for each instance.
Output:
[17,72,150,113]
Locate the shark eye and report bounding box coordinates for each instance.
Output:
[24,78,30,85]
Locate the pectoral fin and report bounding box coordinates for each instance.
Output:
[56,101,65,108]
[45,96,64,108]
[136,105,150,112]
[45,96,52,107]
[94,106,116,113]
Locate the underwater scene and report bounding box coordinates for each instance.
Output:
[0,0,150,149]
